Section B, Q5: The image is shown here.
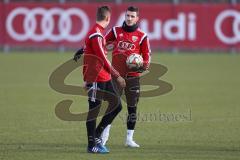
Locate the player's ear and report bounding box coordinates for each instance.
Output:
[106,15,110,22]
[136,16,139,22]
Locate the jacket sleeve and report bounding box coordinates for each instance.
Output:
[91,35,120,78]
[140,36,151,70]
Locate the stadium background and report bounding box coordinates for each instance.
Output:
[0,0,240,160]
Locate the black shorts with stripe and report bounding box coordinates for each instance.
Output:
[85,80,121,117]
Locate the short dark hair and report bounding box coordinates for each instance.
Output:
[127,6,139,16]
[96,6,111,21]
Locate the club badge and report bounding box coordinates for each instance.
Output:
[132,36,138,42]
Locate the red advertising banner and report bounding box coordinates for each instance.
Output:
[0,3,4,45]
[0,3,240,50]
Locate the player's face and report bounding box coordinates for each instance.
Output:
[125,11,139,26]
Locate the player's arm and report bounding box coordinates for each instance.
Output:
[91,35,125,87]
[91,35,120,78]
[140,36,151,71]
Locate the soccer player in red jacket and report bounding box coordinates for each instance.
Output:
[83,6,126,153]
[101,6,151,148]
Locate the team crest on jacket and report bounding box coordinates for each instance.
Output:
[132,36,138,42]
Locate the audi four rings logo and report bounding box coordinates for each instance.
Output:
[6,7,240,44]
[6,7,90,42]
[215,10,240,44]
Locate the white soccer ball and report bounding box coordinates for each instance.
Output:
[126,53,143,69]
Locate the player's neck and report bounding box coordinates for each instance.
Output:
[122,21,138,32]
[96,21,107,29]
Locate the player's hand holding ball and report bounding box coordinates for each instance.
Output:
[126,53,145,73]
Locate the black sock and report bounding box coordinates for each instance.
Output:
[127,106,137,130]
[86,98,101,148]
[95,137,102,144]
[86,120,96,148]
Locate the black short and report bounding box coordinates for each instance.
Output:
[86,80,121,110]
[113,76,140,107]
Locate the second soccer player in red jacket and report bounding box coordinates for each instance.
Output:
[101,6,151,148]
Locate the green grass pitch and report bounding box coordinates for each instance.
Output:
[0,52,240,160]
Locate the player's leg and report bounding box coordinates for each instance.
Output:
[125,76,140,147]
[85,82,108,153]
[100,79,123,145]
[96,80,122,141]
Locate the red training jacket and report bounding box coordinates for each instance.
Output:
[83,23,120,83]
[105,26,151,77]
